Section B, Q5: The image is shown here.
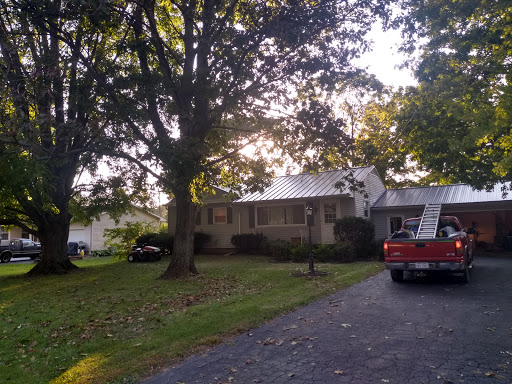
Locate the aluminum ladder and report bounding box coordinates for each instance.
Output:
[416,204,442,239]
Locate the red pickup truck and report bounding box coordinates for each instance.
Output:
[383,216,474,282]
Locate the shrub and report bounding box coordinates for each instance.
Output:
[104,221,157,259]
[333,216,375,258]
[136,232,174,254]
[289,243,358,263]
[194,232,211,253]
[231,233,267,253]
[261,239,292,261]
[150,232,174,254]
[373,239,385,261]
[136,232,157,246]
[91,249,113,257]
[314,243,335,262]
[290,244,309,262]
[332,241,357,263]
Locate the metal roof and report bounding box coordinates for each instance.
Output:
[373,183,512,208]
[236,166,375,203]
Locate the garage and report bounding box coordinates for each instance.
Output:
[68,228,85,243]
[371,183,512,249]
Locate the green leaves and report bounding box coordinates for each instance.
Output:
[396,0,512,191]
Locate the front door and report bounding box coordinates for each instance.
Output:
[321,200,338,243]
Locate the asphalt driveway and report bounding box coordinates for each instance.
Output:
[144,253,512,384]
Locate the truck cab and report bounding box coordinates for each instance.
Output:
[0,238,42,263]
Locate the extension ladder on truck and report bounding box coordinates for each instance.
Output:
[416,204,442,239]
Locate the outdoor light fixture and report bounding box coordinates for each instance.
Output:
[305,204,315,274]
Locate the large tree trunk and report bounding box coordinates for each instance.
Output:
[26,200,78,277]
[161,190,198,279]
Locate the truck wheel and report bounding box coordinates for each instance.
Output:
[1,253,12,263]
[128,254,135,262]
[390,270,404,282]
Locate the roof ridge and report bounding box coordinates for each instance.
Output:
[278,166,372,178]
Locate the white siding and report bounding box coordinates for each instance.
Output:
[87,209,161,251]
[168,197,239,249]
[372,208,425,239]
[195,203,240,248]
[354,169,386,219]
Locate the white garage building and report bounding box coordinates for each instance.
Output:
[69,207,164,253]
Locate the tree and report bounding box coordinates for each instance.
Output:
[0,0,135,274]
[61,0,396,278]
[396,0,512,192]
[352,92,417,188]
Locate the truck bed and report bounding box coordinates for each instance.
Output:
[386,237,462,264]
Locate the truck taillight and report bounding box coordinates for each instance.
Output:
[454,239,464,256]
[383,240,389,256]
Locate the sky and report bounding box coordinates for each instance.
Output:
[356,25,417,88]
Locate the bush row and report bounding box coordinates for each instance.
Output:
[261,240,381,263]
[230,217,382,263]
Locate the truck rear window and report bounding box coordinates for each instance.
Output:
[402,218,461,234]
[403,219,421,233]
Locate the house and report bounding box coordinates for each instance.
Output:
[69,206,165,253]
[372,183,512,244]
[169,166,512,252]
[168,166,386,252]
[0,226,38,243]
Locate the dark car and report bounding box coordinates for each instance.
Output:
[0,238,42,263]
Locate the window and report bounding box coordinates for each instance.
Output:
[21,229,30,239]
[390,217,403,235]
[324,203,337,223]
[257,204,305,226]
[0,226,7,240]
[363,200,369,218]
[208,207,232,225]
[213,207,227,224]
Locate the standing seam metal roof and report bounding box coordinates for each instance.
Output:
[236,166,374,203]
[372,183,512,208]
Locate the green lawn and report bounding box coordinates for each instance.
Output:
[0,255,384,384]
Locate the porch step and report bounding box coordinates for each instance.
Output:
[416,204,442,239]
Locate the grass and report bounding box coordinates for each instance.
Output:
[0,254,384,384]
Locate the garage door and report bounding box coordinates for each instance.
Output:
[68,229,85,243]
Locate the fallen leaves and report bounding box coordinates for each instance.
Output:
[258,338,284,346]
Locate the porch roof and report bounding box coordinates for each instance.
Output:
[373,183,512,209]
[236,166,374,203]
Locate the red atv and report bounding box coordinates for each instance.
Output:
[127,244,162,262]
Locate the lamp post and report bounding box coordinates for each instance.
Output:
[305,204,315,274]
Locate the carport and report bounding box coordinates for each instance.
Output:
[371,183,512,248]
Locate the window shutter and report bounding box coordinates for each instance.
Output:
[195,210,201,225]
[208,208,213,224]
[249,205,255,228]
[227,207,233,224]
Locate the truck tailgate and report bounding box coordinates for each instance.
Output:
[387,238,459,262]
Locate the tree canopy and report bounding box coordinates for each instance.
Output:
[0,0,139,274]
[350,91,417,188]
[396,0,512,192]
[53,0,396,278]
